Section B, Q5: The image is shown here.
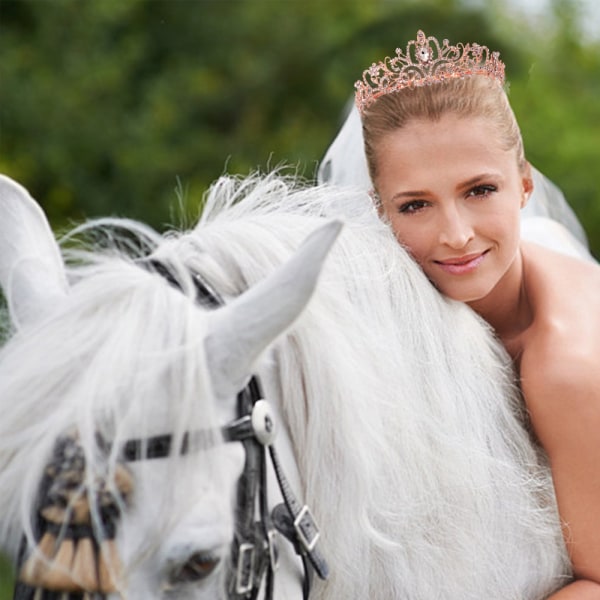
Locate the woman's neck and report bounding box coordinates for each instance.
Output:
[468,249,533,356]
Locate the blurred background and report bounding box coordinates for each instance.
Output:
[0,0,599,592]
[1,0,599,255]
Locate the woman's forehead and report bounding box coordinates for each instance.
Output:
[373,120,522,198]
[375,116,516,175]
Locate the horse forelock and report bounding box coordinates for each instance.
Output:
[0,240,229,561]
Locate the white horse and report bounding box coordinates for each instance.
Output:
[0,173,571,600]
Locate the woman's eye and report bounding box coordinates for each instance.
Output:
[468,184,497,198]
[169,553,220,584]
[398,200,429,214]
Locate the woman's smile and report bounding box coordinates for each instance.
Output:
[434,249,490,275]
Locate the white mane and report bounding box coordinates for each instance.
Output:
[0,173,571,598]
[166,174,571,599]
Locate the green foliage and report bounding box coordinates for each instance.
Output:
[0,553,13,600]
[0,0,376,229]
[1,0,598,254]
[507,14,600,256]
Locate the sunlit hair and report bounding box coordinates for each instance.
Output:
[362,76,526,182]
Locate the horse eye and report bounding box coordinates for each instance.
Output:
[169,552,220,584]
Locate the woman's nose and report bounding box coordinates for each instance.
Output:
[438,206,474,249]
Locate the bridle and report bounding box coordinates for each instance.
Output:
[145,259,329,599]
[119,371,328,600]
[14,260,328,600]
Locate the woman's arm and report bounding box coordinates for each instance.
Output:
[522,348,600,593]
[547,580,600,598]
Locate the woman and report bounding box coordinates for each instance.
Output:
[328,31,600,598]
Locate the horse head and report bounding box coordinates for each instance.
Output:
[0,175,339,599]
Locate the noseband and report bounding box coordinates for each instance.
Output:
[14,260,328,600]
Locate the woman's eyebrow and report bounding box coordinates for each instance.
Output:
[458,173,502,190]
[390,189,429,202]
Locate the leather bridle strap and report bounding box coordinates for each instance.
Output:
[145,259,329,599]
[268,446,328,581]
[223,377,276,599]
[220,367,328,600]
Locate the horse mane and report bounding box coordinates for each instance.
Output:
[167,173,570,598]
[0,172,570,598]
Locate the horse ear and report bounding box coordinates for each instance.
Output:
[205,220,342,400]
[0,175,69,328]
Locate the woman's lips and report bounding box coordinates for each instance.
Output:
[434,250,489,275]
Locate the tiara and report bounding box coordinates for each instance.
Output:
[354,30,505,114]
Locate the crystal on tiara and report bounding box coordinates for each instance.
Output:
[354,30,505,114]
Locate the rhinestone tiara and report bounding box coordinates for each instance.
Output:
[354,30,505,114]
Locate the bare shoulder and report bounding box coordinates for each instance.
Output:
[519,242,600,448]
[520,342,599,452]
[521,242,600,350]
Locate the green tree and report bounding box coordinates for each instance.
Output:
[1,0,597,254]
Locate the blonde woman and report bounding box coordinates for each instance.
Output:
[321,31,600,597]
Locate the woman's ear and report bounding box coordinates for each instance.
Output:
[521,162,534,209]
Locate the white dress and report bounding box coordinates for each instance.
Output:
[317,104,595,263]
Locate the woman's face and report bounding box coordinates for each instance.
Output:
[373,114,531,304]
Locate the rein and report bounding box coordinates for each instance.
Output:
[14,260,328,600]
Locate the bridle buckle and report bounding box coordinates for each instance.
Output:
[234,541,256,595]
[294,505,320,553]
[267,529,279,572]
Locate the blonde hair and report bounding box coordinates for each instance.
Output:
[362,77,526,182]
